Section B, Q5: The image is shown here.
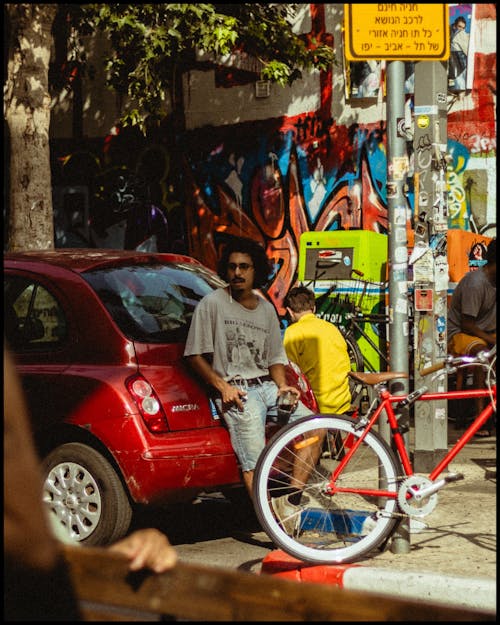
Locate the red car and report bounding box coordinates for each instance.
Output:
[4,249,317,546]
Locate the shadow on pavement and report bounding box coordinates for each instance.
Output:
[129,491,263,545]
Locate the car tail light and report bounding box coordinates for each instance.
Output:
[126,375,169,433]
[287,361,319,412]
[288,360,308,393]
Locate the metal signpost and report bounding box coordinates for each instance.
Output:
[344,3,450,552]
[411,60,450,471]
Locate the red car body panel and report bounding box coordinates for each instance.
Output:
[4,249,318,506]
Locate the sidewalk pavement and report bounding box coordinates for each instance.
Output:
[259,424,496,615]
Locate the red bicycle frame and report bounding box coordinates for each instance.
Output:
[328,384,496,499]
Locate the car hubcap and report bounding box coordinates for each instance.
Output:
[43,461,102,543]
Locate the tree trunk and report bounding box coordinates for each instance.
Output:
[4,4,58,251]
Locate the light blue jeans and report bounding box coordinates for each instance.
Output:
[216,379,314,472]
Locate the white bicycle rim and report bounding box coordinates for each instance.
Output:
[254,415,401,564]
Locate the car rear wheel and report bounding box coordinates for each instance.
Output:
[42,442,133,546]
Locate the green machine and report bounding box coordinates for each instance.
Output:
[298,230,389,372]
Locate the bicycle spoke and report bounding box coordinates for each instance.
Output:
[254,415,401,564]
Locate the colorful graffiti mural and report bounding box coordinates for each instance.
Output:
[49,4,495,319]
[183,119,394,313]
[183,115,495,312]
[180,4,495,312]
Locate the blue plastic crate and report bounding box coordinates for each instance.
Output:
[299,508,370,535]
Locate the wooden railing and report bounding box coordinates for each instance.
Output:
[63,545,495,621]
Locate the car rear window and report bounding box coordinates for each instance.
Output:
[83,262,224,343]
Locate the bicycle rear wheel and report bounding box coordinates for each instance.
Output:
[253,415,401,564]
[344,333,364,406]
[345,332,364,372]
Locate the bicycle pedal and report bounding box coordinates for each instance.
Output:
[444,472,464,483]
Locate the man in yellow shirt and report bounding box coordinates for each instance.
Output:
[267,286,352,531]
[283,286,352,414]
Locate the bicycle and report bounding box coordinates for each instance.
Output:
[313,268,392,369]
[312,269,392,407]
[253,345,496,564]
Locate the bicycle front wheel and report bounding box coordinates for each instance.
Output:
[253,415,401,564]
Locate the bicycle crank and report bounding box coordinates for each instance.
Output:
[397,473,465,517]
[397,476,438,517]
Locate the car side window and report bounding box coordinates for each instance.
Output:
[4,277,67,351]
[83,263,221,343]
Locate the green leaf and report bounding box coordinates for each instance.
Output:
[79,3,336,128]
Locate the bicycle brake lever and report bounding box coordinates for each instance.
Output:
[478,348,495,363]
[396,386,429,408]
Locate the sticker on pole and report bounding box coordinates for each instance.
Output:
[417,115,430,129]
[415,288,434,311]
[344,4,450,61]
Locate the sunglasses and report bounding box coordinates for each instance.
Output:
[227,262,254,272]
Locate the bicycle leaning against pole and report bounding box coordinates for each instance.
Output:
[314,268,391,375]
[252,345,496,564]
[310,267,392,407]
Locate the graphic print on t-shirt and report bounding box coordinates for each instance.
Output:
[225,319,268,378]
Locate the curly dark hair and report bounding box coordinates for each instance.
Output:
[217,237,272,288]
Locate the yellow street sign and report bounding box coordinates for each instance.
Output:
[344,4,450,61]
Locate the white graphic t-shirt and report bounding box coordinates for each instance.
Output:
[184,288,287,380]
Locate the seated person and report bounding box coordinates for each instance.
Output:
[447,238,496,436]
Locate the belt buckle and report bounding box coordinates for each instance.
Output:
[248,376,265,387]
[229,375,248,390]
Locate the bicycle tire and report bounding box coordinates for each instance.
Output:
[344,332,364,372]
[343,332,365,406]
[253,414,401,564]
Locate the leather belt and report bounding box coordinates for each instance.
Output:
[231,375,273,387]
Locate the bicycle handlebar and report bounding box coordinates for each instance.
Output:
[419,345,496,377]
[419,361,446,376]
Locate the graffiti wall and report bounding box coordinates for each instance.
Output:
[183,116,392,312]
[48,4,495,318]
[50,124,186,254]
[181,3,496,313]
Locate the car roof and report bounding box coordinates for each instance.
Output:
[3,248,204,274]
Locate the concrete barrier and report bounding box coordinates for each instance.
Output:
[261,550,496,614]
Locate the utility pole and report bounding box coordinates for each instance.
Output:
[384,59,411,421]
[411,61,449,471]
[343,2,450,553]
[384,59,410,554]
